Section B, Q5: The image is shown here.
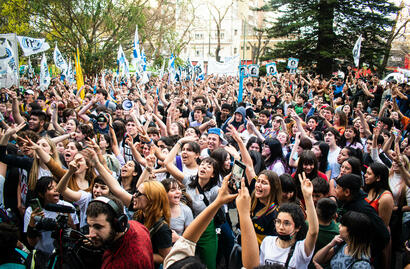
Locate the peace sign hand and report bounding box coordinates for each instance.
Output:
[298,172,313,198]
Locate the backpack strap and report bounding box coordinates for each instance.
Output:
[284,242,296,268]
[149,217,165,238]
[347,258,371,269]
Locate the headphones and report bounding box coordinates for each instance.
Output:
[89,196,128,233]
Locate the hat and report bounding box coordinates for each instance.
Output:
[336,174,361,191]
[97,113,108,123]
[208,128,228,145]
[264,102,273,109]
[304,102,312,109]
[25,90,34,95]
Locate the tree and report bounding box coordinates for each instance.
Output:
[248,27,269,64]
[0,0,31,35]
[264,0,400,76]
[207,1,233,62]
[7,0,145,74]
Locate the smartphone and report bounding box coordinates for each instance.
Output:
[29,198,42,212]
[229,160,246,193]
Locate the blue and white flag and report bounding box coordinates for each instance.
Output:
[141,48,147,71]
[131,25,141,71]
[0,38,19,88]
[67,58,75,83]
[17,36,50,56]
[159,58,165,79]
[185,58,194,80]
[40,53,50,91]
[117,44,130,84]
[168,54,176,83]
[352,35,362,67]
[266,62,277,76]
[28,56,35,80]
[53,44,68,75]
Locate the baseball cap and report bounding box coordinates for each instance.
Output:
[25,89,34,95]
[336,174,361,191]
[208,128,228,145]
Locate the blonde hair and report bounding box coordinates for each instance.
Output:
[134,181,171,229]
[28,137,61,191]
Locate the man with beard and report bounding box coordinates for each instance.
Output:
[86,195,154,269]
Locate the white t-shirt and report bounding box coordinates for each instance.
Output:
[328,147,341,179]
[74,190,93,228]
[24,200,79,254]
[260,236,313,269]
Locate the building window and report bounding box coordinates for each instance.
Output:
[220,32,225,40]
[234,29,238,35]
[246,46,250,51]
[234,48,237,54]
[196,50,200,56]
[195,33,203,40]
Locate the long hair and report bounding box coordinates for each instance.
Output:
[210,148,230,177]
[134,181,171,229]
[340,211,372,259]
[118,160,142,194]
[264,138,287,169]
[364,162,391,200]
[294,150,318,199]
[246,136,263,154]
[29,137,61,191]
[34,176,58,206]
[161,177,193,210]
[249,150,266,175]
[335,110,347,128]
[251,170,282,217]
[314,141,329,173]
[344,157,362,177]
[340,125,362,148]
[188,157,219,191]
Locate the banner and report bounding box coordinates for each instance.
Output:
[352,35,362,67]
[0,33,19,88]
[131,25,141,72]
[266,62,277,76]
[248,64,259,77]
[287,58,299,69]
[40,53,50,91]
[168,54,176,83]
[208,55,239,76]
[194,60,205,81]
[239,65,249,78]
[53,44,68,75]
[17,36,50,56]
[67,58,75,83]
[75,47,85,99]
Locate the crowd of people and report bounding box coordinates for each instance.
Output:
[0,67,409,269]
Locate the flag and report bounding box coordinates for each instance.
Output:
[67,58,74,83]
[0,38,19,88]
[17,36,50,56]
[168,54,176,83]
[28,56,35,81]
[53,44,68,75]
[141,48,147,71]
[159,58,165,79]
[131,25,141,71]
[75,47,85,99]
[40,53,50,91]
[101,71,106,89]
[352,35,362,67]
[194,60,204,81]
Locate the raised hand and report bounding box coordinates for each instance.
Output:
[236,178,251,216]
[227,124,241,142]
[4,122,26,137]
[81,148,99,167]
[216,173,239,205]
[298,172,313,198]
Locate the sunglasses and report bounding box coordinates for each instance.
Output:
[134,190,147,198]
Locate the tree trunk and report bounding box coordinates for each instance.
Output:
[215,24,221,62]
[316,0,336,77]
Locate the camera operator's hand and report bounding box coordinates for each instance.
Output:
[29,208,44,228]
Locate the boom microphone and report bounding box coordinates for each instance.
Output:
[44,203,75,214]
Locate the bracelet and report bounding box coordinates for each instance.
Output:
[177,141,183,147]
[142,139,153,145]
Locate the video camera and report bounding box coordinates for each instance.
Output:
[33,204,103,269]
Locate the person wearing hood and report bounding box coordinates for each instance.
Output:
[221,106,247,133]
[335,174,390,269]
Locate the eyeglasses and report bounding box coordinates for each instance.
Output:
[275,219,293,228]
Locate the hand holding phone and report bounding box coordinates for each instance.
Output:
[229,160,246,193]
[29,198,42,212]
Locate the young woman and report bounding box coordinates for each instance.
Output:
[277,131,291,156]
[210,148,232,179]
[83,149,172,268]
[97,134,121,177]
[339,125,363,150]
[56,158,110,232]
[163,136,200,180]
[163,134,220,269]
[246,136,263,154]
[257,172,319,268]
[312,141,330,178]
[279,173,297,204]
[324,128,342,180]
[262,138,289,176]
[314,211,372,269]
[364,162,394,227]
[161,178,194,242]
[332,110,348,135]
[24,176,78,254]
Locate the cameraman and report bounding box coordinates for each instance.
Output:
[86,195,154,269]
[24,177,79,255]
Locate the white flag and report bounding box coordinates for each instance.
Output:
[101,71,106,88]
[67,58,74,83]
[131,25,141,71]
[17,36,50,56]
[40,53,50,91]
[53,44,68,75]
[352,35,362,67]
[0,38,18,88]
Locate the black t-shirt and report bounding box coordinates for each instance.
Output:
[150,221,172,268]
[251,200,278,239]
